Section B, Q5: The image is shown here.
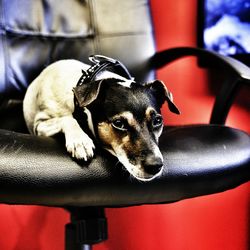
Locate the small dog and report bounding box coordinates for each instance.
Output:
[23,56,180,181]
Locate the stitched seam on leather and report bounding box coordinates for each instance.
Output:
[4,29,148,40]
[88,0,99,53]
[5,28,147,38]
[4,28,95,39]
[147,0,157,53]
[98,31,150,37]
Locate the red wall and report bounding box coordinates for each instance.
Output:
[0,1,249,250]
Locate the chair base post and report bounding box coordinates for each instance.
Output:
[65,207,107,250]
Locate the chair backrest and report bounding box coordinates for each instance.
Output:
[0,0,155,99]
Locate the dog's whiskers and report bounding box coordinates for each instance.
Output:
[115,160,120,167]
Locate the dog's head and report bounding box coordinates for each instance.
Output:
[73,78,180,181]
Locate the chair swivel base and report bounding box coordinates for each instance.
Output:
[65,207,107,250]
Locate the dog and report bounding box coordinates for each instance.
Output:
[23,56,180,181]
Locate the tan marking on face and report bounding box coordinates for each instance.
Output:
[97,110,164,181]
[145,107,163,140]
[97,112,140,161]
[112,111,137,127]
[98,121,129,152]
[145,107,155,119]
[145,107,159,122]
[97,122,116,150]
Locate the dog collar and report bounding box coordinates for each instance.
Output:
[77,55,133,86]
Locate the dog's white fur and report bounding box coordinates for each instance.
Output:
[23,59,131,161]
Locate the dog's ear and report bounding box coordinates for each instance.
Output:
[145,80,180,114]
[73,79,103,107]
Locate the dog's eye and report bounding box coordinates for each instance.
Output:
[112,119,128,131]
[152,115,163,128]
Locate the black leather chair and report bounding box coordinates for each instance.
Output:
[0,1,249,250]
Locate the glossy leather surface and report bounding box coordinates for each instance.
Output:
[0,0,155,98]
[0,0,249,209]
[0,125,249,207]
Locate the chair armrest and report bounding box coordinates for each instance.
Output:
[150,47,250,81]
[0,126,249,207]
[150,47,250,124]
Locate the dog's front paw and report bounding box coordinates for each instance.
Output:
[66,132,95,161]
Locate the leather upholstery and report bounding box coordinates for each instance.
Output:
[0,126,249,207]
[0,0,155,99]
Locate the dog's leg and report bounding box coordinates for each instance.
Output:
[34,112,61,136]
[61,116,95,161]
[35,114,95,161]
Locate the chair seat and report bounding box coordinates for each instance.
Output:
[0,125,249,207]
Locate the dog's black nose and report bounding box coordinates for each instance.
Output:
[143,156,163,175]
